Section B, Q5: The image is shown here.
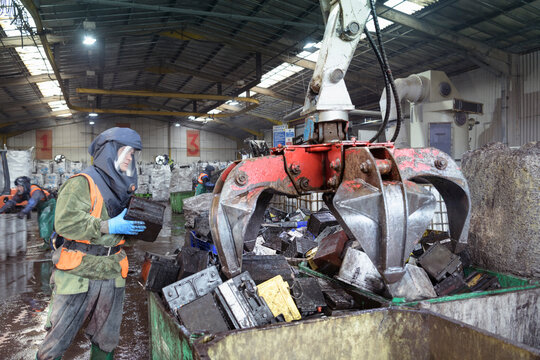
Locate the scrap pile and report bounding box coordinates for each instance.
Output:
[141,199,502,335]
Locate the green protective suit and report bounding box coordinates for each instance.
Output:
[195,182,207,196]
[37,198,56,243]
[51,176,127,294]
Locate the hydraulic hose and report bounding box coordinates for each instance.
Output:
[365,29,390,143]
[368,0,403,142]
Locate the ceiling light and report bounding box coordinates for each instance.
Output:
[175,123,180,127]
[188,115,196,120]
[303,42,317,49]
[83,35,96,45]
[89,121,95,125]
[88,113,98,117]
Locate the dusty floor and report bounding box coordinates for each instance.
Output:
[0,205,185,360]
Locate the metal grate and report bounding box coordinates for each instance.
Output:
[269,193,325,214]
[424,185,449,232]
[269,185,449,232]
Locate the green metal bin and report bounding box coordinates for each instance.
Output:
[298,263,540,349]
[148,292,539,360]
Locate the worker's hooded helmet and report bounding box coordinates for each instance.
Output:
[83,127,142,217]
[14,176,31,195]
[204,165,215,175]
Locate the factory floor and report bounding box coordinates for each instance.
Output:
[0,204,185,360]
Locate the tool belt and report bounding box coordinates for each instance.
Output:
[63,239,122,256]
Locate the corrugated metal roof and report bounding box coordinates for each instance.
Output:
[1,0,539,138]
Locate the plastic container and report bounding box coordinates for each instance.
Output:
[170,191,195,214]
[257,275,301,322]
[189,231,218,255]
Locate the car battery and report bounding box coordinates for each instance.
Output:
[291,277,326,316]
[336,247,385,294]
[434,273,469,296]
[176,246,213,280]
[242,254,294,286]
[177,293,230,334]
[312,230,350,275]
[282,235,317,258]
[214,271,275,329]
[162,265,222,314]
[141,252,180,292]
[124,196,166,242]
[418,241,462,281]
[316,278,356,311]
[257,275,301,322]
[307,211,338,237]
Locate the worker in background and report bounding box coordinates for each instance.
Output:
[0,176,56,247]
[0,176,49,218]
[37,127,146,360]
[195,165,215,195]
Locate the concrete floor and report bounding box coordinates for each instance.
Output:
[0,205,185,360]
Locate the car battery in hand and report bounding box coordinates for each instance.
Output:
[125,195,166,242]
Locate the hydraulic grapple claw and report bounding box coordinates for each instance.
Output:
[210,156,298,278]
[211,143,471,284]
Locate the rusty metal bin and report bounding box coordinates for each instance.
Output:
[148,292,540,360]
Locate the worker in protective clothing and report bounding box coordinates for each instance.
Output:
[195,165,215,195]
[0,176,50,218]
[37,127,146,360]
[0,176,56,247]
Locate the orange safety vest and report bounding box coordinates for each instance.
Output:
[198,172,208,184]
[30,184,50,200]
[55,173,128,278]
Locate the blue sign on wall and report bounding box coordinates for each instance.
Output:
[273,125,287,147]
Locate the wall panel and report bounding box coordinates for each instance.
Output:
[7,119,238,164]
[518,51,540,145]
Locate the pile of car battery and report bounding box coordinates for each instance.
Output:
[141,207,503,336]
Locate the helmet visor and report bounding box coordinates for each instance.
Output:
[114,145,140,176]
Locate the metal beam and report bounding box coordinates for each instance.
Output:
[1,109,72,124]
[0,74,61,86]
[158,28,378,87]
[375,4,511,74]
[0,96,63,109]
[77,0,323,30]
[147,63,303,104]
[251,87,304,104]
[246,112,284,126]
[76,88,259,105]
[0,34,66,48]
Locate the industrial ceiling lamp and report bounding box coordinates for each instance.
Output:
[303,41,317,49]
[88,112,98,117]
[89,121,95,125]
[82,20,96,45]
[174,123,180,127]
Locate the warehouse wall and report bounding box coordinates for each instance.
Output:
[450,50,540,149]
[6,118,238,164]
[517,51,540,145]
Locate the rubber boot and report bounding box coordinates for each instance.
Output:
[90,343,114,360]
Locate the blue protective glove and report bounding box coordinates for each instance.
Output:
[108,209,146,235]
